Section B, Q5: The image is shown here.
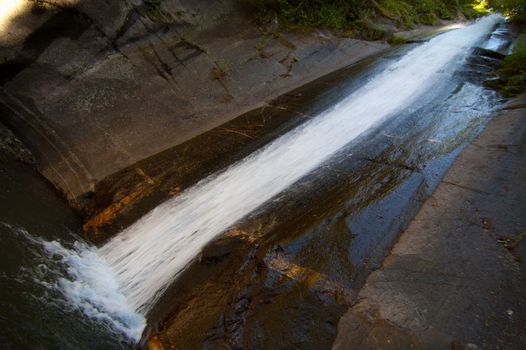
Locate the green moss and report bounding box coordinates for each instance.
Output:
[499,34,526,96]
[388,34,407,45]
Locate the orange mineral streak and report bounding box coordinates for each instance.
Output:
[147,335,165,350]
[267,255,353,303]
[83,189,147,235]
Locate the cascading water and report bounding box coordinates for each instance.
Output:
[8,15,503,344]
[100,15,503,314]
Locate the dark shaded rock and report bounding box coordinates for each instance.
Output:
[0,122,35,165]
[473,47,506,61]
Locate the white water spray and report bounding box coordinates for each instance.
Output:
[2,223,145,342]
[98,15,502,315]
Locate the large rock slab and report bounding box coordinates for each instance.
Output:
[333,94,526,349]
[0,0,388,204]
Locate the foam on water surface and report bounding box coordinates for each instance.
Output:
[3,223,145,342]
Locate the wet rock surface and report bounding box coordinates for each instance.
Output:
[125,44,507,349]
[0,121,35,165]
[333,94,526,349]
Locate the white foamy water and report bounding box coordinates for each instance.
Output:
[3,223,145,342]
[484,23,513,53]
[41,240,146,340]
[98,15,502,314]
[19,15,501,342]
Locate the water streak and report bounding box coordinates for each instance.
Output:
[98,15,503,315]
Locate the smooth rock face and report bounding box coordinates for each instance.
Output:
[333,94,526,350]
[0,0,388,203]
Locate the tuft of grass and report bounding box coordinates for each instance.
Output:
[143,0,170,22]
[211,59,232,80]
[388,34,407,44]
[498,34,526,96]
[255,35,272,57]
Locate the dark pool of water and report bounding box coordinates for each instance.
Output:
[0,159,134,349]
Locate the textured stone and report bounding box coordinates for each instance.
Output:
[0,0,389,203]
[333,94,526,350]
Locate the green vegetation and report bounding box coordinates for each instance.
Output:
[488,0,526,22]
[244,0,526,37]
[462,1,525,22]
[498,34,526,96]
[275,0,366,29]
[377,0,454,26]
[243,0,494,39]
[388,34,407,45]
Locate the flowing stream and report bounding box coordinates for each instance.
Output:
[1,15,505,347]
[101,14,502,314]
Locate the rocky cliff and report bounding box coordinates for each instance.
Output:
[0,0,388,205]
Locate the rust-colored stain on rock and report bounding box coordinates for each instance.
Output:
[83,188,147,235]
[147,334,165,350]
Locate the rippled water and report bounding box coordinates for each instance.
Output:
[0,161,140,349]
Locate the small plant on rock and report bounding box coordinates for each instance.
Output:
[211,59,232,80]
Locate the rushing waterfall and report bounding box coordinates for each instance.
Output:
[21,15,502,342]
[99,15,502,314]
